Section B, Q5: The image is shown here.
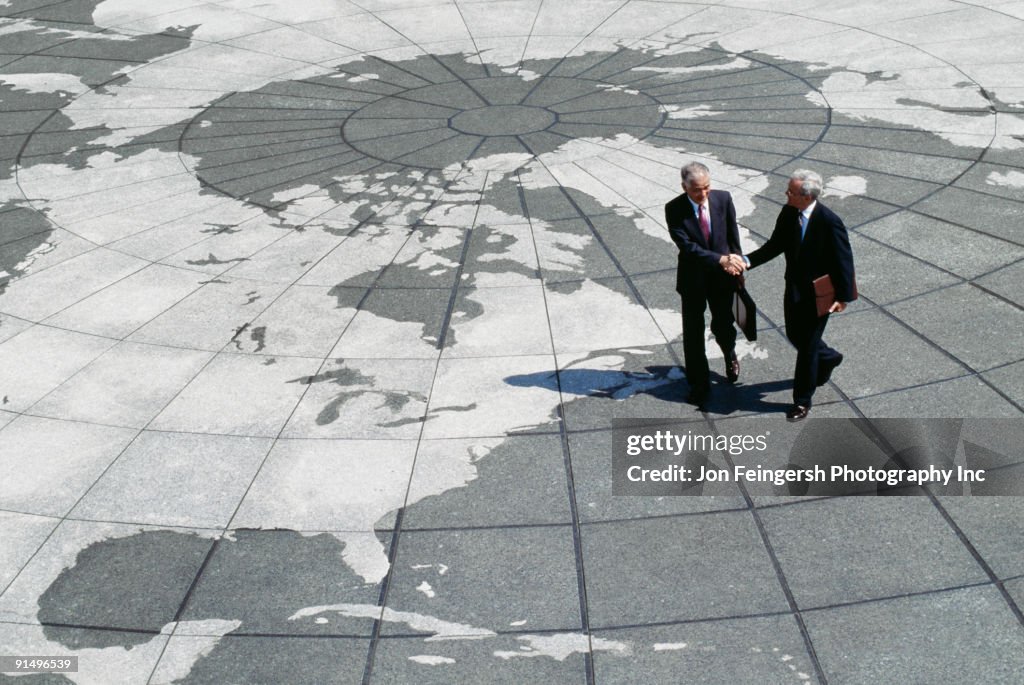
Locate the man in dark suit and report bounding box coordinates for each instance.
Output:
[742,169,855,420]
[665,161,744,407]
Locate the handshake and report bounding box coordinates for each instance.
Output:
[719,253,747,276]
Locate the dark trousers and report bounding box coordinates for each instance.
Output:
[784,296,841,406]
[681,279,736,392]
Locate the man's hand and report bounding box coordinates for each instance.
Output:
[719,254,746,276]
[828,301,846,313]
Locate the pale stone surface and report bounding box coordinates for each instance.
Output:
[0,1,1022,682]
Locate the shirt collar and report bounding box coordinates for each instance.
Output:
[688,196,709,215]
[801,201,817,221]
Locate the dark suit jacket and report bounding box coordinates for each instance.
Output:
[746,201,855,304]
[665,189,741,295]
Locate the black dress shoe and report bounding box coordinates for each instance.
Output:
[725,352,740,383]
[816,353,844,387]
[786,404,810,421]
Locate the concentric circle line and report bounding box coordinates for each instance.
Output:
[944,0,1024,27]
[731,198,1024,318]
[528,101,1024,663]
[107,78,376,99]
[0,569,1015,643]
[325,53,447,91]
[523,80,660,112]
[0,15,116,77]
[179,131,344,160]
[2,5,1024,680]
[209,2,430,86]
[693,124,988,165]
[228,166,480,684]
[342,123,452,146]
[564,39,740,89]
[561,102,686,116]
[727,10,1001,198]
[905,206,1024,250]
[577,48,776,93]
[854,292,1024,412]
[394,129,484,166]
[610,59,779,93]
[645,73,823,100]
[510,0,665,106]
[530,126,834,682]
[563,159,668,229]
[200,149,363,212]
[325,60,435,93]
[184,152,365,210]
[191,143,361,188]
[173,170,436,293]
[518,0,720,88]
[336,114,451,121]
[345,0,493,110]
[5,0,79,19]
[849,362,1024,403]
[340,128,460,170]
[182,108,360,119]
[656,121,823,144]
[7,166,195,205]
[702,413,830,683]
[841,416,1024,631]
[8,169,476,674]
[284,76,419,102]
[347,87,467,114]
[514,160,601,683]
[0,159,423,328]
[3,159,374,290]
[205,86,382,107]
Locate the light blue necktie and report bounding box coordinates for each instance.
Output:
[798,213,807,242]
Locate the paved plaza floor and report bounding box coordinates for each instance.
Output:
[1,0,1023,682]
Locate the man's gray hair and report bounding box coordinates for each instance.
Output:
[790,169,823,199]
[681,161,710,186]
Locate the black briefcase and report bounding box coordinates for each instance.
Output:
[733,275,757,341]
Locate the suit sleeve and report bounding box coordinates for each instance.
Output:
[745,209,788,269]
[665,203,723,269]
[827,213,856,302]
[725,193,741,255]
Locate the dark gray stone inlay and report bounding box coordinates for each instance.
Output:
[168,635,369,685]
[180,529,387,637]
[805,587,1024,683]
[33,528,388,656]
[0,16,196,296]
[582,512,790,627]
[38,531,213,649]
[183,47,831,203]
[449,104,557,136]
[339,72,663,170]
[4,6,1024,683]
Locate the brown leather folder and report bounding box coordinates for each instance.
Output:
[733,275,757,341]
[812,274,858,317]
